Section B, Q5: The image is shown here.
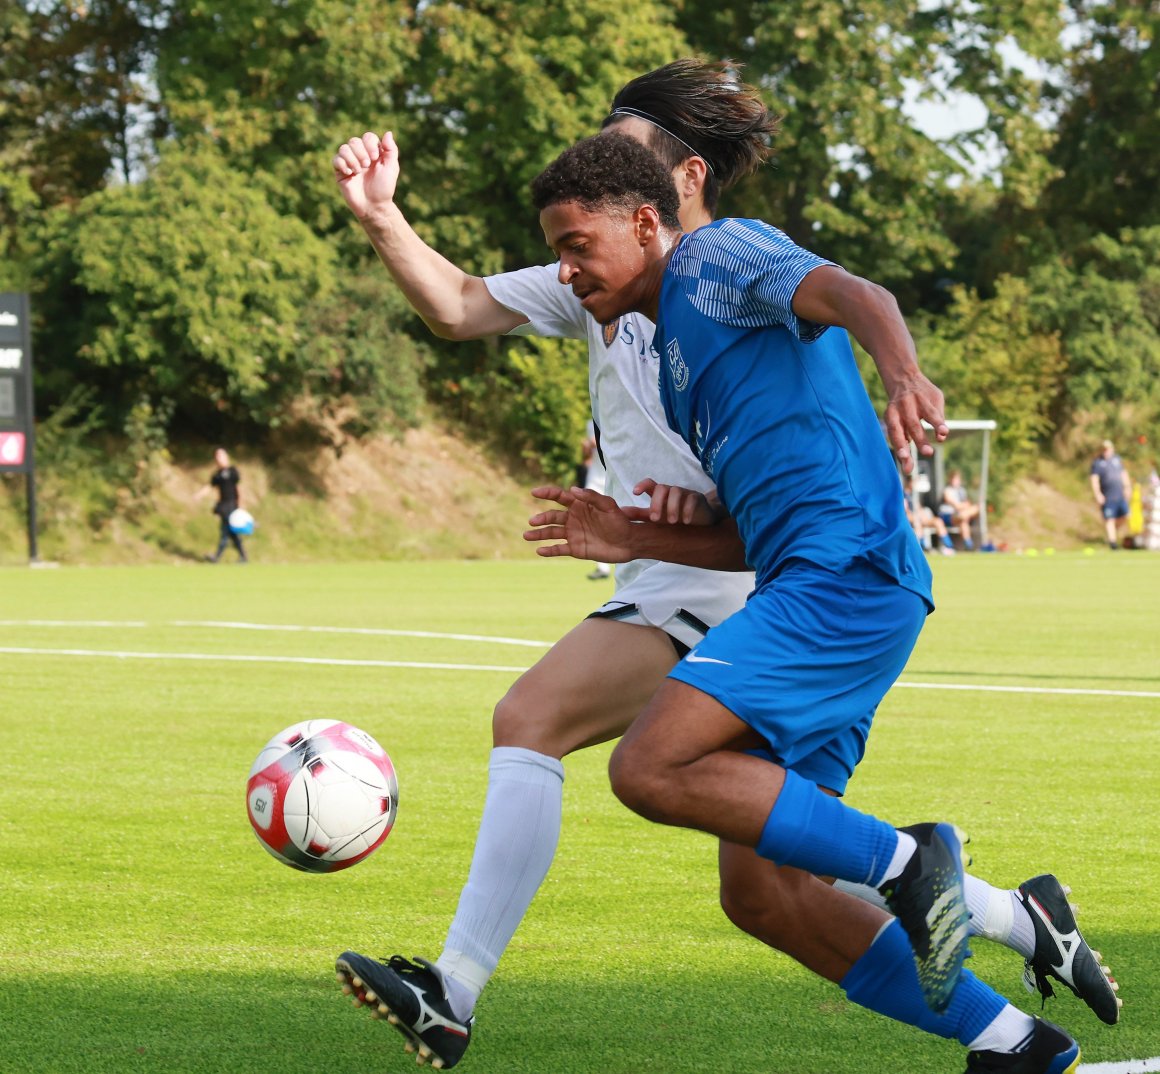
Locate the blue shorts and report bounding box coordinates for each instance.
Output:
[1102,498,1128,521]
[669,560,928,795]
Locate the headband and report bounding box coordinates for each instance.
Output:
[607,107,716,175]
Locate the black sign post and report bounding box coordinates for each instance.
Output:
[0,292,38,562]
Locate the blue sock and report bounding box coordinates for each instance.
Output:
[842,920,1006,1043]
[756,767,899,885]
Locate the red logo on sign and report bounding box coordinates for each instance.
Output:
[0,431,25,466]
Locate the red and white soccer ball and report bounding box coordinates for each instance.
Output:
[246,719,398,873]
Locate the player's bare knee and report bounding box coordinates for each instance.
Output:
[608,740,675,820]
[492,685,583,757]
[492,688,549,750]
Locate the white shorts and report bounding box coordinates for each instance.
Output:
[588,559,755,652]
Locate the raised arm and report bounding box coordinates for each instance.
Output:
[792,265,948,473]
[333,131,526,340]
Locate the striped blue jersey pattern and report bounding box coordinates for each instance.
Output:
[668,218,834,341]
[653,217,933,604]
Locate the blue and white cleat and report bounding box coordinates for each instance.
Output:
[336,951,472,1069]
[880,821,972,1014]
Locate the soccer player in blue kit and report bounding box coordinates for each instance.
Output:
[526,131,1084,1073]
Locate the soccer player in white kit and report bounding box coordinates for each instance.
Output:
[330,61,1119,1069]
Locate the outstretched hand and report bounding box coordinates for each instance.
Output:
[525,486,639,563]
[332,130,400,221]
[883,370,948,474]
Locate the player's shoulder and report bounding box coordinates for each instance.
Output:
[673,219,812,276]
[680,218,799,254]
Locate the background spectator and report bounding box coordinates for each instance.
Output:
[940,470,980,550]
[1090,439,1132,550]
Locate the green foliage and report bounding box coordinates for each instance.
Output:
[156,0,419,237]
[299,274,432,439]
[918,277,1065,484]
[438,335,591,482]
[28,385,120,533]
[2,1,159,204]
[917,225,1160,486]
[1039,2,1160,244]
[31,141,335,431]
[676,0,1064,294]
[5,0,1158,496]
[123,393,175,508]
[1025,225,1160,441]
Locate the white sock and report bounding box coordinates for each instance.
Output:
[967,1004,1037,1053]
[834,874,1037,959]
[964,877,1036,958]
[832,878,889,909]
[436,746,564,1021]
[876,830,918,886]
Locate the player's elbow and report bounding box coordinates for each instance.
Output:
[854,276,901,323]
[423,315,473,341]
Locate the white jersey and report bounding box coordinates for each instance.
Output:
[485,264,754,636]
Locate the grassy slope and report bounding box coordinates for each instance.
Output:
[1,555,1157,1073]
[0,426,537,567]
[1,427,1145,568]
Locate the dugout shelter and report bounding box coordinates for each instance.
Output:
[908,419,997,548]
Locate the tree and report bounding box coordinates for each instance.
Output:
[1039,1,1160,244]
[1027,225,1160,441]
[32,141,335,434]
[919,278,1065,472]
[155,0,419,239]
[1,1,160,199]
[676,0,1064,300]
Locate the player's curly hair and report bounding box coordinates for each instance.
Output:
[531,132,682,230]
[602,58,779,215]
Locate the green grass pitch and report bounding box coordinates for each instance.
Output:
[1,554,1157,1073]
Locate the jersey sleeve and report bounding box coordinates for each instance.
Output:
[483,264,588,341]
[669,219,835,341]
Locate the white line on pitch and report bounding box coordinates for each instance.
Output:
[0,647,528,673]
[1,623,1158,699]
[0,618,552,648]
[1078,1059,1160,1073]
[0,619,149,628]
[3,645,1160,699]
[897,681,1160,700]
[170,620,553,647]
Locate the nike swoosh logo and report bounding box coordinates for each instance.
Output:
[685,652,732,666]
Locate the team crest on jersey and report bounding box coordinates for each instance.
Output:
[667,338,689,391]
[601,318,620,348]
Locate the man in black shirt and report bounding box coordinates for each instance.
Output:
[206,448,247,562]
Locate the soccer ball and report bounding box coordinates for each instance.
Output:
[228,508,255,535]
[246,719,398,873]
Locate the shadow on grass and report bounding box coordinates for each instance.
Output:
[2,945,1154,1074]
[0,965,949,1074]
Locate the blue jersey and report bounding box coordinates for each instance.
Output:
[1090,453,1126,499]
[653,218,932,606]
